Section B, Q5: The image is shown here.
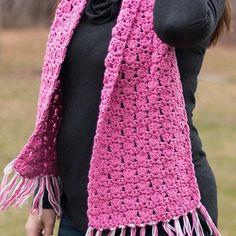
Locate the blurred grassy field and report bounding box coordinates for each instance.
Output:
[0,28,235,235]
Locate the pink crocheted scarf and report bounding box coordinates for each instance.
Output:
[0,0,221,235]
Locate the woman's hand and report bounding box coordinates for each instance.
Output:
[25,209,57,236]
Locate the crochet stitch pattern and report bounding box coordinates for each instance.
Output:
[0,0,222,235]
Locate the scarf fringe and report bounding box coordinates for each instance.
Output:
[0,159,62,218]
[85,203,221,236]
[0,162,221,236]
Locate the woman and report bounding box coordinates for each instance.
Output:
[0,0,232,235]
[28,1,232,236]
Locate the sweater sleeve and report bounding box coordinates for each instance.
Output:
[153,0,225,48]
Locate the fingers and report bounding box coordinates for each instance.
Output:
[25,210,44,236]
[40,229,54,236]
[41,209,57,236]
[25,209,57,236]
[42,222,55,236]
[41,228,54,236]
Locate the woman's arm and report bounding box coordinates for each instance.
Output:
[153,0,225,48]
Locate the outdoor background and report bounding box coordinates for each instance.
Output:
[0,1,235,235]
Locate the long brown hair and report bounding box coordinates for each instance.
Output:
[207,0,233,48]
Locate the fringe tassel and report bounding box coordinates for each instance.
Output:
[162,221,175,236]
[85,202,222,236]
[191,210,205,236]
[139,224,146,236]
[198,203,220,236]
[151,223,158,236]
[174,217,184,236]
[183,214,192,235]
[130,224,137,236]
[95,229,102,236]
[0,160,62,218]
[85,226,94,236]
[108,228,116,236]
[120,227,126,236]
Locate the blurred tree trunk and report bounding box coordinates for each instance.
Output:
[0,0,57,28]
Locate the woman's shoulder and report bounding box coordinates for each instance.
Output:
[153,0,225,49]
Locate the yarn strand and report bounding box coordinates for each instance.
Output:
[0,159,62,218]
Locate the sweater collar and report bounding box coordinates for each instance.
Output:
[84,0,122,24]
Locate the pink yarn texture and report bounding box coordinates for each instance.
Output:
[0,0,222,235]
